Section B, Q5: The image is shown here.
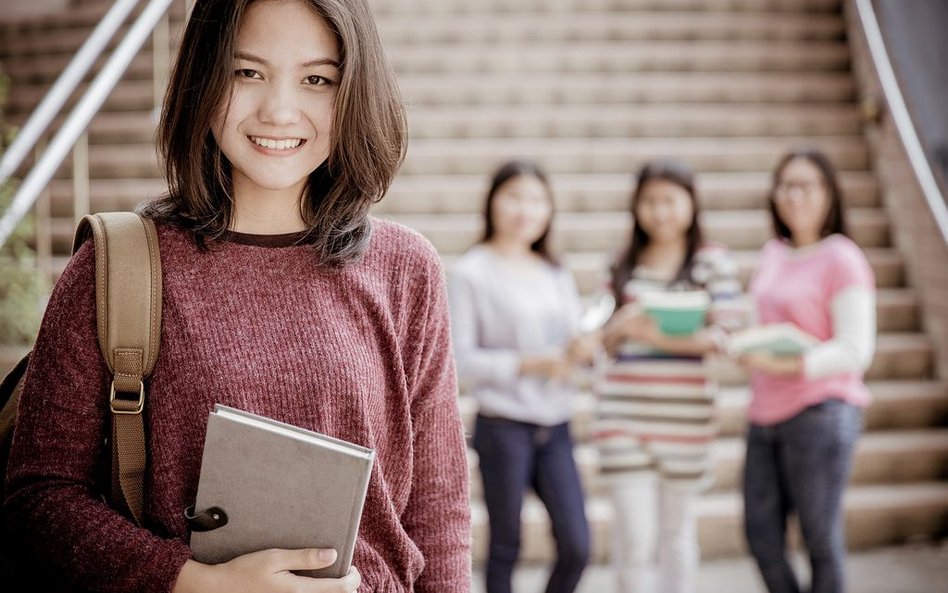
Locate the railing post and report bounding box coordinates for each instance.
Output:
[34,140,52,281]
[152,10,171,124]
[72,132,90,227]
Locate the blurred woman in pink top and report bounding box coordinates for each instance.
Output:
[739,148,876,593]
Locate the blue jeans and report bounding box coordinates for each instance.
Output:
[743,400,863,593]
[473,415,590,593]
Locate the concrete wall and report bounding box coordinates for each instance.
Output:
[846,0,948,380]
[875,0,948,192]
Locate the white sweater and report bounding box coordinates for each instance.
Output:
[447,245,582,427]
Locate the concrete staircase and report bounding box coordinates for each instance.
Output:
[0,0,945,564]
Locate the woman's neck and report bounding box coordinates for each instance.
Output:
[790,231,823,248]
[486,236,536,260]
[230,178,308,235]
[640,236,688,270]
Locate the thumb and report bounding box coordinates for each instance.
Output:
[273,548,338,571]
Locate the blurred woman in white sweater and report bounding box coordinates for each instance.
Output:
[447,160,595,593]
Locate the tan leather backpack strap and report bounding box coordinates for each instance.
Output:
[74,212,162,527]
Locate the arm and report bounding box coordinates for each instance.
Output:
[402,257,472,593]
[446,268,521,388]
[738,288,875,377]
[3,244,191,593]
[803,286,876,378]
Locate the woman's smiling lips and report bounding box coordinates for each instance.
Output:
[247,135,308,155]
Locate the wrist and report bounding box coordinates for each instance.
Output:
[173,560,219,593]
[519,355,541,377]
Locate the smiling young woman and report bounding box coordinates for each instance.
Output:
[148,0,406,264]
[2,2,471,593]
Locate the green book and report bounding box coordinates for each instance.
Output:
[639,290,710,336]
[727,323,819,356]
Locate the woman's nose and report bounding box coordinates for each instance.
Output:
[258,83,301,126]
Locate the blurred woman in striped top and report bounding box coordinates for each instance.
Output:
[593,160,745,593]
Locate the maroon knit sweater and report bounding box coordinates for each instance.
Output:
[4,218,471,593]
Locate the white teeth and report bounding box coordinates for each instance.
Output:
[250,136,303,150]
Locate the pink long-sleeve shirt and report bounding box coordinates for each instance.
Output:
[748,235,876,425]
[4,218,471,593]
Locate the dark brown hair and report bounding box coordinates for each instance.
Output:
[479,160,559,265]
[611,159,704,305]
[769,147,849,242]
[143,0,407,266]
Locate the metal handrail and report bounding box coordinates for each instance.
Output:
[0,0,139,185]
[853,0,948,244]
[0,0,176,248]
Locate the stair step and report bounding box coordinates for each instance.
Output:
[0,0,185,32]
[872,289,922,332]
[466,429,948,499]
[400,137,871,175]
[42,137,870,179]
[45,246,908,294]
[20,104,866,144]
[404,104,864,139]
[0,11,845,57]
[374,11,845,44]
[2,39,851,86]
[7,73,858,115]
[458,381,948,446]
[6,79,156,116]
[3,50,155,85]
[0,1,112,30]
[47,178,168,215]
[447,246,905,292]
[370,0,844,15]
[42,171,880,217]
[388,41,850,74]
[0,16,187,58]
[469,482,948,562]
[398,71,857,105]
[384,208,889,251]
[46,207,891,254]
[382,170,880,212]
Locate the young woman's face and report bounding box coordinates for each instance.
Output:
[212,0,339,200]
[773,157,831,239]
[489,174,553,247]
[634,178,695,243]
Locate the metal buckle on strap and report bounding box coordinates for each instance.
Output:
[109,381,144,415]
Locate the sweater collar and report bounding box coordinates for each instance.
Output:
[220,230,316,248]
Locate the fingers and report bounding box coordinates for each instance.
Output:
[306,566,361,593]
[343,566,361,592]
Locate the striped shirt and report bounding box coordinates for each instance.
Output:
[592,243,744,488]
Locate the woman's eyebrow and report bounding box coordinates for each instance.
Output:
[302,58,341,68]
[234,51,339,69]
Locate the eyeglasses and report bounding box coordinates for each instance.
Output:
[773,180,824,200]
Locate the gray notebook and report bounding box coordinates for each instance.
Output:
[189,404,375,579]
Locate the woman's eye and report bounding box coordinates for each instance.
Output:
[304,75,330,86]
[236,69,261,79]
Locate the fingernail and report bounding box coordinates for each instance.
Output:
[319,549,337,562]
